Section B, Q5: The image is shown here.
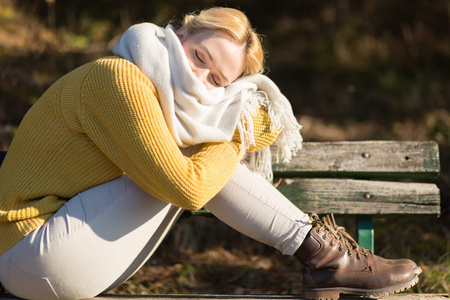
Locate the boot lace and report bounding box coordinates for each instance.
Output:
[310,213,370,260]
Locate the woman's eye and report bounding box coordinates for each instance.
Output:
[211,76,220,87]
[195,51,204,64]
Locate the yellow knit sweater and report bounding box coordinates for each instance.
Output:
[0,57,277,254]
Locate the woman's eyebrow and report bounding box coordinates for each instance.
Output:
[201,45,229,85]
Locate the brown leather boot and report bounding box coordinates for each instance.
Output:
[295,214,419,300]
[381,258,421,274]
[323,215,422,275]
[367,250,421,274]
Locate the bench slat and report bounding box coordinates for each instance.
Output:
[278,178,440,215]
[82,294,450,300]
[272,141,440,180]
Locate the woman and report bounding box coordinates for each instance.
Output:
[0,7,419,300]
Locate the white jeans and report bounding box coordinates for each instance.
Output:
[0,164,311,300]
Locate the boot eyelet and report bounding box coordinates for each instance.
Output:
[322,235,327,240]
[315,229,320,234]
[347,251,352,256]
[338,247,343,252]
[329,242,334,247]
[356,255,362,260]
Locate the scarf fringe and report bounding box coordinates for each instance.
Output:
[238,90,302,182]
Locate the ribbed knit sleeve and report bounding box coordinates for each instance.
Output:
[0,56,280,254]
[233,108,279,152]
[78,57,242,210]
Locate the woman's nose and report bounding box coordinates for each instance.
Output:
[193,67,209,85]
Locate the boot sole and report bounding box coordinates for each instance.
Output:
[300,273,419,300]
[414,265,422,275]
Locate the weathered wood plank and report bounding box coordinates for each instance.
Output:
[1,293,448,299]
[63,294,450,300]
[0,291,448,299]
[0,293,448,300]
[272,141,440,180]
[1,141,440,180]
[277,178,440,215]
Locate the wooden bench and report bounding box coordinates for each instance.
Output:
[0,140,441,252]
[184,140,441,252]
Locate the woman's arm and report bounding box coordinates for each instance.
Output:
[78,58,243,210]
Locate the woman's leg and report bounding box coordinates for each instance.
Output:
[0,163,418,300]
[204,163,420,299]
[0,164,311,299]
[205,163,312,255]
[0,175,183,300]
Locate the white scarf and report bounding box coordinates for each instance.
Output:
[113,23,302,180]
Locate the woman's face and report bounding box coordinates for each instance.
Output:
[176,27,245,90]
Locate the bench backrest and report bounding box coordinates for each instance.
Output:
[0,140,441,217]
[272,141,441,216]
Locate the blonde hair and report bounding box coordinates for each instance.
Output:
[181,7,265,77]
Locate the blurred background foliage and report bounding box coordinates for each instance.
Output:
[0,0,449,295]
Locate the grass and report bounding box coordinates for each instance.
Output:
[417,248,449,293]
